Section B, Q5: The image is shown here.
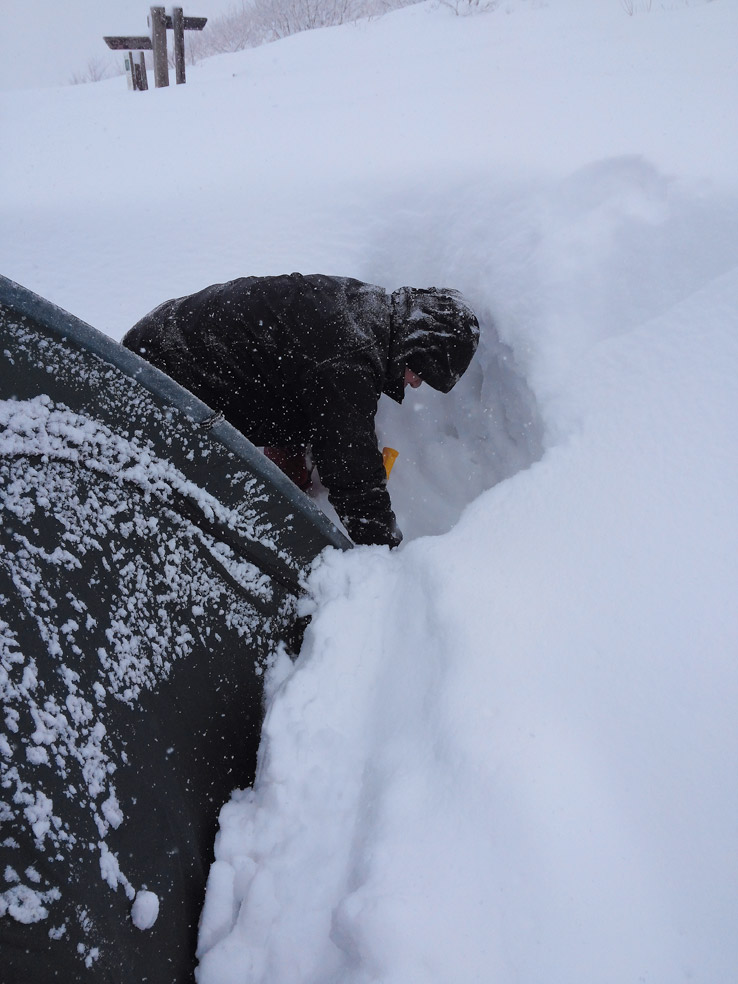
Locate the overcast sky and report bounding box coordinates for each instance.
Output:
[0,0,236,91]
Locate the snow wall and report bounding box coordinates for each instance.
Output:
[0,275,350,983]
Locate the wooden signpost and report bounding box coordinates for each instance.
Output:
[104,7,207,90]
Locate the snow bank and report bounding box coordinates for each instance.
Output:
[197,262,738,983]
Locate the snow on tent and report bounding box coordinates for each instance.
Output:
[0,274,350,983]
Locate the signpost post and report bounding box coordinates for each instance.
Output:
[149,6,169,87]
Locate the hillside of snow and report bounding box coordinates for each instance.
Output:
[2,1,738,982]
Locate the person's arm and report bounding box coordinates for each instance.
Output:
[308,360,402,547]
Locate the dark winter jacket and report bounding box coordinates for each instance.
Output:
[122,274,479,546]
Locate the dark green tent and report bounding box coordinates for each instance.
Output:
[0,276,350,983]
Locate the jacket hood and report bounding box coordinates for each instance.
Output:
[385,287,480,403]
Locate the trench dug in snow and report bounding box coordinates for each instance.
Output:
[374,320,544,543]
[366,155,738,545]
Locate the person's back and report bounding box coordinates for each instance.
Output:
[124,274,390,440]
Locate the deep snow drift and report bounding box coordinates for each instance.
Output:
[2,1,738,982]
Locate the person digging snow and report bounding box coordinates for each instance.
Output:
[123,273,479,547]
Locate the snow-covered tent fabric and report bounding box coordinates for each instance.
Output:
[0,275,349,983]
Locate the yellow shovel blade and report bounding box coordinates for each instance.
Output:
[382,446,399,478]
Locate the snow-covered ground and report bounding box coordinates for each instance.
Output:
[2,1,738,981]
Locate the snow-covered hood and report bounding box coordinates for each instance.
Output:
[386,287,480,402]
